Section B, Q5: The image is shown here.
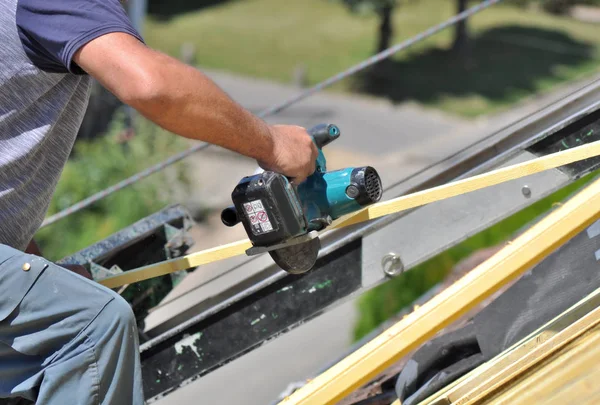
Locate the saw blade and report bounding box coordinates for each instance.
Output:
[269,237,321,274]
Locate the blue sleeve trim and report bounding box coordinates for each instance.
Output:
[16,0,144,75]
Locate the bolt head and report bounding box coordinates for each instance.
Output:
[346,185,360,199]
[382,253,404,277]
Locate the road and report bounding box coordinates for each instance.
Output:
[153,69,600,405]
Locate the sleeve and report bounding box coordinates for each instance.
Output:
[16,0,145,75]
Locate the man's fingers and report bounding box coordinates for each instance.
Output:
[290,176,306,186]
[308,160,317,177]
[312,143,319,159]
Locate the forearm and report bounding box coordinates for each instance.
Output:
[75,34,275,163]
[124,51,275,162]
[25,239,42,255]
[74,33,318,182]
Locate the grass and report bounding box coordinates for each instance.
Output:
[353,170,599,341]
[145,0,600,117]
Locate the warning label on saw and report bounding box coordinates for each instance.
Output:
[243,199,274,235]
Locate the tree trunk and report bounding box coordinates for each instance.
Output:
[376,4,393,54]
[452,0,470,56]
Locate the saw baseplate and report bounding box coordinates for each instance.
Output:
[245,231,322,274]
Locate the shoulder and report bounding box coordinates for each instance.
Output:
[16,0,143,74]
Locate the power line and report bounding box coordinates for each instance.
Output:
[40,0,502,228]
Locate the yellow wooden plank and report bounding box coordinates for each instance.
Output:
[580,384,600,405]
[452,306,600,404]
[421,287,600,405]
[99,239,252,289]
[277,174,600,405]
[488,330,600,404]
[518,330,600,395]
[100,140,600,289]
[334,140,600,229]
[488,329,600,405]
[536,360,600,404]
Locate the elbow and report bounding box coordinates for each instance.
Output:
[118,67,167,112]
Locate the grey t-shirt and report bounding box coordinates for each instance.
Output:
[0,0,142,250]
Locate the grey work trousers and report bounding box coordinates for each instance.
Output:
[0,244,144,405]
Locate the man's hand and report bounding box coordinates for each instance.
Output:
[259,125,319,184]
[72,33,317,181]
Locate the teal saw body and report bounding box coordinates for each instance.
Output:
[221,124,382,273]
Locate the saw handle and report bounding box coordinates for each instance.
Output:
[221,205,241,227]
[308,123,340,149]
[275,123,339,186]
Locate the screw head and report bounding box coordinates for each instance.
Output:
[22,262,31,272]
[522,185,531,198]
[382,253,404,277]
[346,185,360,199]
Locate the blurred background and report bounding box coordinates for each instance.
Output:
[35,0,600,403]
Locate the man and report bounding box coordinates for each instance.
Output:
[0,1,318,404]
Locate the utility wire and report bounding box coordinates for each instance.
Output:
[41,0,502,228]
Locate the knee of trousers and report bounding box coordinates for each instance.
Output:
[94,293,138,339]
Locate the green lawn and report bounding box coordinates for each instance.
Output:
[145,0,600,117]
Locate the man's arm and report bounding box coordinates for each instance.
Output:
[73,33,318,183]
[25,240,42,256]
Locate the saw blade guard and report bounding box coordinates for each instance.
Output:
[268,237,321,274]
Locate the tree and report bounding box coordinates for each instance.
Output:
[339,0,397,54]
[542,0,575,15]
[338,0,471,59]
[452,0,469,56]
